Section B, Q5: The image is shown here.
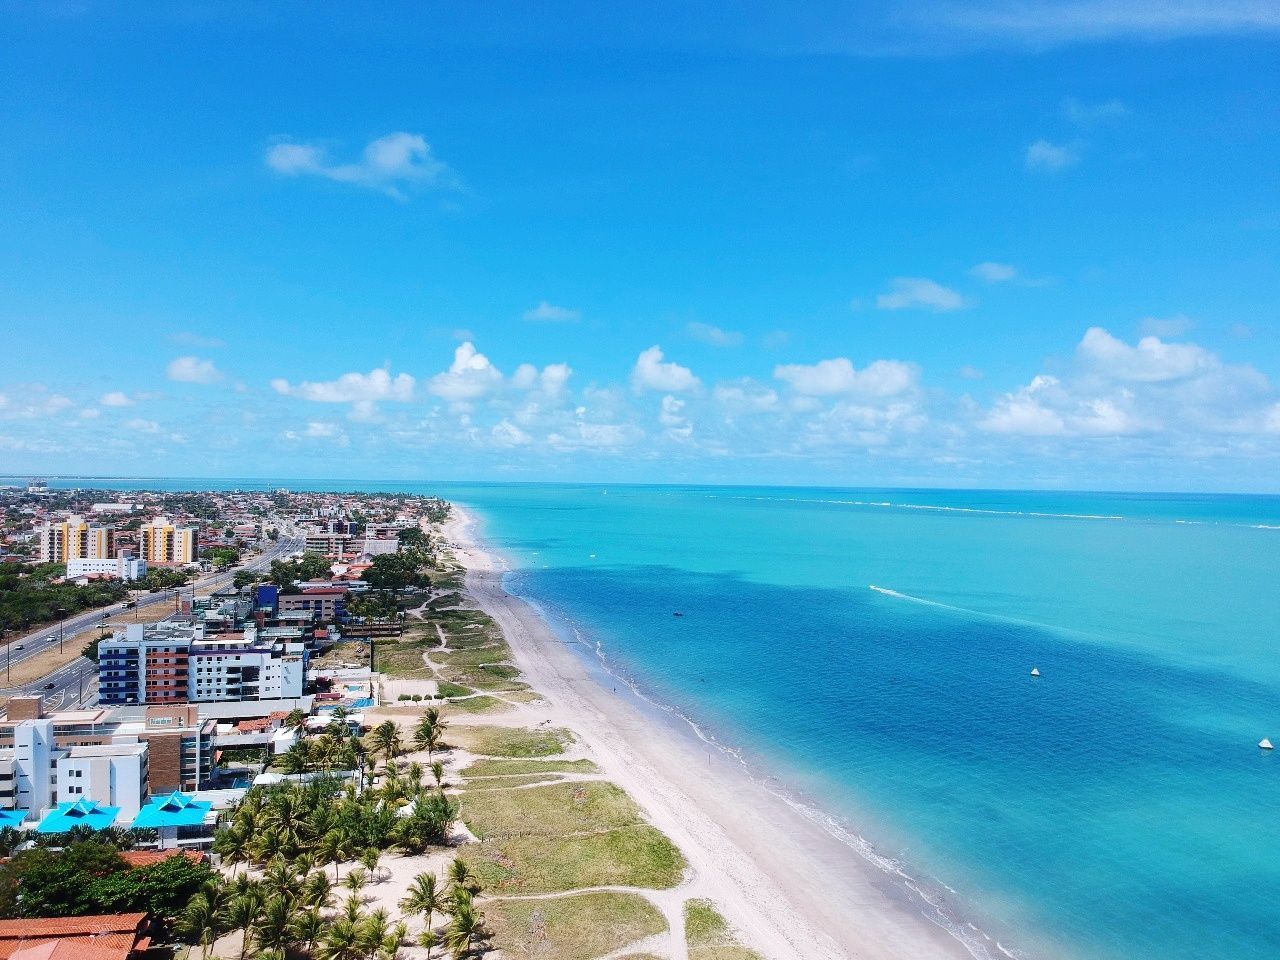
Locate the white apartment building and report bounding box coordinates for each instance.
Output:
[67,555,147,582]
[188,627,306,703]
[9,719,56,820]
[56,742,149,819]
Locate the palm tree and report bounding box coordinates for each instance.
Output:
[442,899,485,960]
[342,867,369,896]
[280,740,311,781]
[226,889,265,960]
[317,918,364,960]
[370,720,402,769]
[292,911,326,956]
[178,892,222,960]
[284,707,308,733]
[359,848,381,883]
[358,908,397,960]
[302,870,335,912]
[446,858,481,896]
[430,760,445,790]
[261,857,296,899]
[213,826,251,877]
[413,709,447,760]
[400,872,447,958]
[319,827,354,879]
[254,897,296,955]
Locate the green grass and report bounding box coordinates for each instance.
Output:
[435,645,513,667]
[487,892,666,960]
[371,637,432,677]
[443,662,524,689]
[449,725,574,758]
[460,781,642,839]
[472,825,686,893]
[435,681,473,698]
[462,757,599,778]
[684,899,764,960]
[500,689,545,703]
[460,773,564,791]
[444,695,508,714]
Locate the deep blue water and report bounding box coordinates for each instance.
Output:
[22,478,1280,960]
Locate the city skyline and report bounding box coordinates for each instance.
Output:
[2,2,1278,490]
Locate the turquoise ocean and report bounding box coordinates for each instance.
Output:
[30,480,1280,960]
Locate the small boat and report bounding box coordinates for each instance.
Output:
[1030,667,1041,677]
[673,611,684,618]
[1260,738,1274,750]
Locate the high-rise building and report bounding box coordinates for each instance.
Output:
[37,515,114,563]
[138,516,199,565]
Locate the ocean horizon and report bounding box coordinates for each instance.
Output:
[26,478,1280,960]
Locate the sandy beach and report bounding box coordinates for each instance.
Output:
[445,504,976,960]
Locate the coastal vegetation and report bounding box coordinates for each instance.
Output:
[486,891,666,960]
[0,562,128,634]
[684,899,764,960]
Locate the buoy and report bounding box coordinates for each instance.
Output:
[1030,667,1041,677]
[1260,738,1273,750]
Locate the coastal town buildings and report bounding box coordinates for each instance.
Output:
[66,554,147,581]
[37,514,114,563]
[138,516,198,565]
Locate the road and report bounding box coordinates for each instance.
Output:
[0,534,303,710]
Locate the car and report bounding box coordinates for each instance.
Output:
[43,682,55,689]
[14,644,23,650]
[46,635,57,643]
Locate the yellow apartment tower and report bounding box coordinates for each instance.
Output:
[38,515,114,563]
[139,516,199,565]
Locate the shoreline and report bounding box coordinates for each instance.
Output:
[445,503,984,960]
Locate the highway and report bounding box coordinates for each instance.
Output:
[0,534,304,711]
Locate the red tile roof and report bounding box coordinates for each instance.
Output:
[0,914,148,960]
[118,849,205,869]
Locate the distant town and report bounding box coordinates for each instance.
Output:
[0,479,452,835]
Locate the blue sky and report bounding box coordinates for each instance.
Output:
[1,2,1278,490]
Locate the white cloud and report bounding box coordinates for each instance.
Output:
[1076,326,1216,382]
[686,321,743,347]
[100,391,133,407]
[1062,97,1129,124]
[512,362,572,396]
[125,418,160,433]
[979,327,1278,439]
[79,408,101,419]
[491,419,533,447]
[272,368,415,403]
[429,342,504,401]
[0,389,74,420]
[970,261,1018,283]
[631,346,701,393]
[523,301,580,323]
[875,277,968,312]
[266,132,450,200]
[959,365,986,380]
[658,394,694,441]
[1139,314,1194,338]
[774,357,918,397]
[713,379,780,411]
[167,356,223,384]
[1026,139,1080,171]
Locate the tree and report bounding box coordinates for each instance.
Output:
[318,918,365,960]
[369,720,402,769]
[396,527,428,550]
[89,848,218,924]
[293,910,326,955]
[442,897,485,960]
[395,793,458,854]
[225,889,266,960]
[413,708,447,761]
[400,872,446,957]
[284,707,307,733]
[359,848,381,883]
[253,896,296,955]
[178,891,223,960]
[0,841,125,918]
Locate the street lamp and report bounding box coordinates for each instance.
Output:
[0,625,7,685]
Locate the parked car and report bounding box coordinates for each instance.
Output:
[43,682,55,689]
